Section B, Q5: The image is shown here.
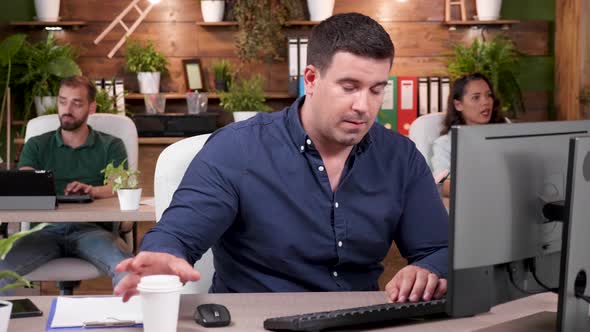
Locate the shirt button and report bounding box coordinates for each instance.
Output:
[318,165,325,172]
[333,271,338,277]
[334,202,339,208]
[338,241,343,247]
[306,139,312,145]
[300,145,305,152]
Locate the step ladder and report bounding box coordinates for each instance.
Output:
[445,0,467,22]
[94,0,159,58]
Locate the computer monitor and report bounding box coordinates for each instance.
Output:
[446,120,590,318]
[557,135,590,331]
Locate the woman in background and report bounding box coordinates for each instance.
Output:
[431,72,507,197]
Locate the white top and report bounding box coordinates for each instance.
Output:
[430,133,451,175]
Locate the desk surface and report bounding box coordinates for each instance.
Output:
[6,292,559,332]
[0,197,155,223]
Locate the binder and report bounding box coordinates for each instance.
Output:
[114,79,125,114]
[378,76,397,131]
[428,76,440,113]
[397,76,418,136]
[288,38,299,97]
[440,77,450,113]
[298,38,308,97]
[418,77,429,116]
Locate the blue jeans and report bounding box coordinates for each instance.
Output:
[0,223,132,291]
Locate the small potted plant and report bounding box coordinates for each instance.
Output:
[200,0,225,22]
[0,223,48,331]
[219,74,272,122]
[211,59,232,92]
[101,160,142,211]
[125,39,168,94]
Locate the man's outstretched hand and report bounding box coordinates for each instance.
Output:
[114,251,200,302]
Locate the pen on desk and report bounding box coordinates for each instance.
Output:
[83,320,138,328]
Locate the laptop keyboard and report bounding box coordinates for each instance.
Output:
[56,194,94,203]
[263,298,447,331]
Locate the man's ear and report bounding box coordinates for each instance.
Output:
[303,65,319,96]
[89,101,97,115]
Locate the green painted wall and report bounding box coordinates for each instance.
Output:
[0,2,35,22]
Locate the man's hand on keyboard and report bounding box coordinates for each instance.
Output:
[114,251,200,302]
[385,265,447,303]
[64,181,94,196]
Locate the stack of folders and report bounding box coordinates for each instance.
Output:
[288,37,308,98]
[378,76,450,136]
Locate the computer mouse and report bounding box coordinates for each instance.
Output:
[194,303,231,327]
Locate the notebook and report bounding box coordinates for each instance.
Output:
[0,170,57,210]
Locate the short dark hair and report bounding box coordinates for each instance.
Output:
[59,76,97,102]
[307,13,395,73]
[441,73,504,135]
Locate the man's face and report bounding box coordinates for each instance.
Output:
[57,85,95,131]
[304,52,391,147]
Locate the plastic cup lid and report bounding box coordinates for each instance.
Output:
[137,274,183,292]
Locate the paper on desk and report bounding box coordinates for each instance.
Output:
[50,296,142,328]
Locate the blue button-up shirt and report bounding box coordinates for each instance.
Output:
[141,97,448,293]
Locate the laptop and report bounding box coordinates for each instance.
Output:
[0,170,57,210]
[0,170,93,210]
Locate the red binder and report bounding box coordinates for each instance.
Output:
[397,76,418,136]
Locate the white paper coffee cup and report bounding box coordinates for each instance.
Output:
[138,275,183,332]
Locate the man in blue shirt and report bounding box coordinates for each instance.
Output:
[115,13,448,303]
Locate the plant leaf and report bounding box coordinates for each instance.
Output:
[0,223,49,259]
[0,34,26,66]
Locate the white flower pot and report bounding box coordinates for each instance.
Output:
[137,72,161,94]
[232,111,258,122]
[35,0,60,22]
[307,0,335,21]
[476,0,503,21]
[34,96,57,116]
[201,0,225,22]
[117,188,142,211]
[0,300,12,332]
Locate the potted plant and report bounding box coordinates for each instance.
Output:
[232,0,298,63]
[125,39,168,94]
[34,0,60,22]
[200,0,225,22]
[219,74,271,122]
[447,35,524,118]
[101,160,142,211]
[211,59,232,92]
[307,0,335,21]
[15,34,81,118]
[0,223,48,331]
[476,0,503,21]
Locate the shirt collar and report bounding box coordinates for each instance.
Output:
[285,96,374,155]
[54,125,97,148]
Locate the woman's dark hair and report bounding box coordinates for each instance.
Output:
[441,73,504,135]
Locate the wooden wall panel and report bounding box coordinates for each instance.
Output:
[555,0,581,120]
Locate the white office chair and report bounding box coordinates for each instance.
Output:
[154,133,215,294]
[408,113,446,170]
[22,113,139,295]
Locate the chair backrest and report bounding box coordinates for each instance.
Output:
[25,114,139,170]
[154,133,214,294]
[408,113,446,170]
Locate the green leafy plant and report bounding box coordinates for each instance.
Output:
[447,35,524,118]
[212,59,232,82]
[580,88,590,106]
[0,223,48,292]
[101,159,140,192]
[125,39,168,73]
[232,0,298,63]
[219,75,272,112]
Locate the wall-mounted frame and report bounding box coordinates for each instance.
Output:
[183,58,206,91]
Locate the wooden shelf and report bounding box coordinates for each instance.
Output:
[196,20,319,27]
[443,20,520,30]
[125,92,294,100]
[9,21,87,30]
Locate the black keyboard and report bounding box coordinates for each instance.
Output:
[56,194,94,203]
[263,298,446,331]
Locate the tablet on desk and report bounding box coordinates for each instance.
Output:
[9,298,43,318]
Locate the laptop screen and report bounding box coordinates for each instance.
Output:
[0,170,56,196]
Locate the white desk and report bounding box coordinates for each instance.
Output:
[0,197,155,223]
[6,292,560,332]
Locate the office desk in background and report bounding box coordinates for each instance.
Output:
[0,197,155,223]
[7,292,559,332]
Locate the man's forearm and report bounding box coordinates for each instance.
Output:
[92,184,115,199]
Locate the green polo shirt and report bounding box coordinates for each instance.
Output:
[17,127,127,195]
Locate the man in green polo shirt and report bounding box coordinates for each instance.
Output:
[0,76,132,292]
